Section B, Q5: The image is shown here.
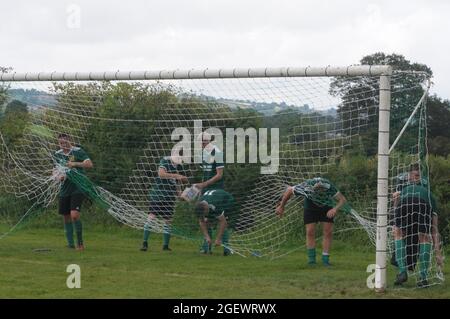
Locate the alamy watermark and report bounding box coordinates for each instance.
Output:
[366,264,383,289]
[171,120,279,174]
[66,4,81,29]
[66,264,81,289]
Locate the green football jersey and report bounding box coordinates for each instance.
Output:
[399,184,438,213]
[200,189,235,219]
[201,146,224,192]
[293,177,339,210]
[149,157,184,202]
[53,146,90,197]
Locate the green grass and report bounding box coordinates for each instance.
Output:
[0,224,449,299]
[28,124,54,139]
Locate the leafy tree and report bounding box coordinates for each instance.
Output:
[429,155,450,243]
[0,100,30,147]
[0,66,12,117]
[264,108,302,138]
[5,99,28,114]
[224,108,264,202]
[427,95,450,156]
[330,53,432,155]
[47,82,181,193]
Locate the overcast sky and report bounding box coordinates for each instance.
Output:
[1,0,449,99]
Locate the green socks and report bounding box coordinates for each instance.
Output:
[64,222,74,248]
[143,222,151,242]
[307,248,316,264]
[307,248,331,265]
[74,220,83,246]
[395,239,406,273]
[163,224,171,248]
[222,229,230,254]
[201,228,213,252]
[65,220,83,247]
[143,222,172,249]
[395,240,431,280]
[419,242,432,280]
[322,253,330,266]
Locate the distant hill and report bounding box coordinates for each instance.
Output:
[5,88,337,118]
[7,89,56,110]
[216,97,337,117]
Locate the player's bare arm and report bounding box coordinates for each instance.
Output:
[158,167,188,183]
[67,159,93,169]
[199,218,211,244]
[214,214,228,246]
[195,167,223,190]
[276,186,294,217]
[327,192,346,218]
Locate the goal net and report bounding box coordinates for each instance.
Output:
[0,66,443,289]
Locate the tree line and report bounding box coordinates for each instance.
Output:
[0,53,449,242]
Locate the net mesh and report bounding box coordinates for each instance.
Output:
[0,70,443,285]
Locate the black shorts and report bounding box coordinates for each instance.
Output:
[58,193,84,215]
[304,202,334,225]
[149,200,176,219]
[394,197,432,234]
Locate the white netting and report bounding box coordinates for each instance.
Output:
[387,102,445,286]
[0,69,443,286]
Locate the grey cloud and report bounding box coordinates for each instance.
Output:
[0,0,449,98]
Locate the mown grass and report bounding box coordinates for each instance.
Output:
[0,223,448,299]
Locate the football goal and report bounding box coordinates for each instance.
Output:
[0,66,443,291]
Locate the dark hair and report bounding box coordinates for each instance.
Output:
[409,163,420,172]
[58,133,70,140]
[195,201,209,218]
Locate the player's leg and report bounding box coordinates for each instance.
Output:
[321,222,333,266]
[318,206,334,266]
[417,202,433,287]
[222,228,231,256]
[162,217,172,251]
[215,215,231,256]
[161,199,176,251]
[305,223,316,264]
[71,209,83,250]
[70,194,84,250]
[431,214,444,267]
[59,196,75,248]
[417,232,432,287]
[393,225,406,270]
[393,202,409,285]
[304,205,322,264]
[141,212,155,251]
[393,225,408,285]
[142,199,175,251]
[70,197,83,250]
[200,222,213,254]
[142,198,168,251]
[389,214,399,267]
[70,210,83,250]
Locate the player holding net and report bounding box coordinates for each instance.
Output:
[52,133,93,250]
[276,177,347,266]
[140,155,188,252]
[195,189,235,256]
[392,163,443,287]
[192,132,227,254]
[0,66,443,291]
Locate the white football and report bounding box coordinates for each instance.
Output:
[52,170,66,182]
[181,185,200,202]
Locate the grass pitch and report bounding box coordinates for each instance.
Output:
[0,225,448,299]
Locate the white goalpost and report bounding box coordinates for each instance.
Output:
[0,65,441,291]
[0,65,391,81]
[375,70,391,292]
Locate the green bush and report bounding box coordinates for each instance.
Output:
[429,155,450,244]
